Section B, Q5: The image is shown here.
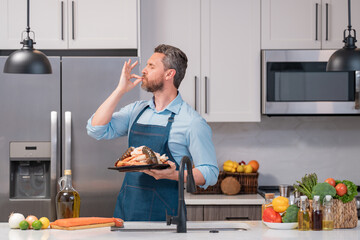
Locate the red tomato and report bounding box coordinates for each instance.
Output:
[324,178,336,187]
[262,207,282,223]
[335,183,347,196]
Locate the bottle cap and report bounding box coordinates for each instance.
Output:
[265,193,275,199]
[313,195,320,201]
[325,195,333,201]
[300,195,307,201]
[64,169,72,175]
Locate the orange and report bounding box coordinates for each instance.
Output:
[248,160,259,172]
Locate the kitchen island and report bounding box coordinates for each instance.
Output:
[2,221,359,240]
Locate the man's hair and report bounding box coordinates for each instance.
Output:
[154,44,188,89]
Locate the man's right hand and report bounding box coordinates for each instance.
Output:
[117,59,143,94]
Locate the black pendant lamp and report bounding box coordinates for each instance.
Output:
[3,0,52,74]
[326,0,360,72]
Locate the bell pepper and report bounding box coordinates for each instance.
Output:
[272,196,289,213]
[262,207,282,223]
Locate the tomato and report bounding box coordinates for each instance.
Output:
[335,183,347,196]
[324,178,336,187]
[262,207,282,223]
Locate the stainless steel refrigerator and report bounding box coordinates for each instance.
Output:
[0,56,139,221]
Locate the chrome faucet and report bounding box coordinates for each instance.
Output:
[166,156,196,233]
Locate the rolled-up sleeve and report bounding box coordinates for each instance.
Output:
[86,102,138,140]
[187,118,219,189]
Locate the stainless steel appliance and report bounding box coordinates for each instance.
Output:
[0,56,139,221]
[262,50,360,115]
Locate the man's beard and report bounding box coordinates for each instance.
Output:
[141,76,164,92]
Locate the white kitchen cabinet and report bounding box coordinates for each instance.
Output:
[140,0,260,122]
[261,0,360,49]
[0,0,138,49]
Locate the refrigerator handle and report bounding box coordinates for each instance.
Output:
[51,111,58,170]
[65,111,72,170]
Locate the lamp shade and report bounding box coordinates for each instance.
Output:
[4,48,52,74]
[326,47,360,72]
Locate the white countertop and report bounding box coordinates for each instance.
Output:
[185,192,265,205]
[2,221,360,240]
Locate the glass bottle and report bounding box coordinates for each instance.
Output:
[56,169,81,219]
[262,193,275,218]
[322,195,334,230]
[311,195,323,230]
[298,195,310,231]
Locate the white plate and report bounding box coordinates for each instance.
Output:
[263,221,298,230]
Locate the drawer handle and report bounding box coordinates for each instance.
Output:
[225,217,249,221]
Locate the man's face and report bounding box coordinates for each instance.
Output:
[141,53,166,92]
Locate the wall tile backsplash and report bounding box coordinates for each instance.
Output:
[210,116,360,186]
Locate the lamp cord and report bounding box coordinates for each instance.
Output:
[347,0,352,30]
[26,0,30,38]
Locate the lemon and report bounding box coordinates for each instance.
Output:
[39,217,50,229]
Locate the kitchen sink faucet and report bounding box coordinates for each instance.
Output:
[166,156,196,233]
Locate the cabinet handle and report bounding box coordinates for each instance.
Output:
[61,1,64,40]
[194,76,198,111]
[315,3,319,41]
[225,217,249,221]
[326,3,329,41]
[72,1,75,40]
[205,76,208,114]
[355,72,360,110]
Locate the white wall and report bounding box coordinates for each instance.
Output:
[209,116,360,186]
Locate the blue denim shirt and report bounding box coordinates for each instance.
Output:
[86,93,219,189]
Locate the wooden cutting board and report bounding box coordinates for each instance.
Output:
[51,222,115,230]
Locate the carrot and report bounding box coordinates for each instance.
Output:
[50,217,123,228]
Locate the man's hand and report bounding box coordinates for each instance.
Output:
[117,59,143,93]
[142,161,177,181]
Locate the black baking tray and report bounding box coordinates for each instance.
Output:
[108,164,170,172]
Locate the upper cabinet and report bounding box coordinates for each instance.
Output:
[0,0,138,49]
[140,0,260,122]
[261,0,360,49]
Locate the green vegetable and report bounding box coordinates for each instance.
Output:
[282,204,299,223]
[293,173,318,199]
[334,180,358,203]
[311,182,336,203]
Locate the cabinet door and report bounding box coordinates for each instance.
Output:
[322,0,360,49]
[139,0,201,110]
[261,0,321,49]
[204,205,262,221]
[0,0,68,49]
[201,0,260,122]
[68,0,137,49]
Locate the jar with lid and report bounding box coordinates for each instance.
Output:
[56,169,81,219]
[322,195,334,230]
[311,195,323,230]
[262,193,275,218]
[298,195,310,231]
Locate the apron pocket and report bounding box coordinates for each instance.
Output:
[123,184,155,221]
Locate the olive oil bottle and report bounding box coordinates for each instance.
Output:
[56,170,80,219]
[322,195,334,230]
[298,195,310,231]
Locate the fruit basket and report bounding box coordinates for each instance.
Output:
[194,171,259,194]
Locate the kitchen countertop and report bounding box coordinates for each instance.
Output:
[185,192,265,205]
[2,221,359,240]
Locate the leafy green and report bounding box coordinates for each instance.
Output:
[311,182,336,203]
[293,173,318,199]
[334,180,358,203]
[282,204,299,223]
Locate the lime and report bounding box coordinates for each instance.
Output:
[32,220,42,230]
[19,220,29,230]
[39,217,50,229]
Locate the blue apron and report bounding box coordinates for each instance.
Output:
[113,106,179,221]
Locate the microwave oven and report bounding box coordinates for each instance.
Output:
[262,50,360,115]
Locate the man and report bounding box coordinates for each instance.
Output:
[87,44,219,221]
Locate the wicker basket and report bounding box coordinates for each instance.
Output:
[194,171,259,194]
[309,199,358,229]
